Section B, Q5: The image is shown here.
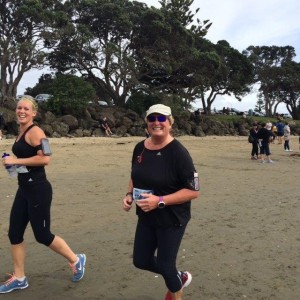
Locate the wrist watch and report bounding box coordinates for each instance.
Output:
[158,196,165,209]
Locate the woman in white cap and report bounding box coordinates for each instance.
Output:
[123,104,199,300]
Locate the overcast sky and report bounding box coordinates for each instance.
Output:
[142,0,300,58]
[19,0,300,113]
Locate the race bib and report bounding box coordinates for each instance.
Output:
[133,188,154,201]
[16,165,29,173]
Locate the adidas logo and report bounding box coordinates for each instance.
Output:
[157,152,162,156]
[28,178,33,182]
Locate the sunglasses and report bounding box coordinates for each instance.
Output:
[147,115,168,122]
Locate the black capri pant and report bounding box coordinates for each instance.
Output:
[133,218,186,293]
[8,180,55,246]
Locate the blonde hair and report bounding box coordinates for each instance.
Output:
[168,115,174,125]
[19,95,38,111]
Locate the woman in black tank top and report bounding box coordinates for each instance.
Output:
[0,96,86,293]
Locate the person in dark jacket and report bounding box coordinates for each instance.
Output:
[276,120,284,144]
[0,112,4,140]
[249,122,259,160]
[257,122,274,163]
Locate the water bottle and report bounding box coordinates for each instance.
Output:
[194,172,199,191]
[2,153,17,177]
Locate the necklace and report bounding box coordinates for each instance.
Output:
[137,147,145,163]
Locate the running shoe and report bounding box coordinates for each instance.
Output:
[179,271,192,288]
[0,274,29,293]
[165,271,192,300]
[70,254,86,282]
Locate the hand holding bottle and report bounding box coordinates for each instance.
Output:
[2,153,17,177]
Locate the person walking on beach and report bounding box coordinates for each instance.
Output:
[0,96,86,294]
[271,123,277,143]
[0,111,4,140]
[249,122,259,160]
[122,104,199,300]
[257,122,274,163]
[283,122,292,151]
[276,120,284,144]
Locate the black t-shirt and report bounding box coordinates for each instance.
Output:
[99,120,108,129]
[131,139,199,228]
[12,124,47,185]
[257,127,273,143]
[249,128,258,142]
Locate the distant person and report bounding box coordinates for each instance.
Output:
[99,116,112,137]
[276,120,284,144]
[257,122,274,163]
[194,108,200,116]
[0,96,86,294]
[249,122,259,160]
[266,120,272,131]
[271,123,277,143]
[283,122,292,151]
[0,112,4,140]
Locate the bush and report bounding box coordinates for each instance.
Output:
[46,74,96,117]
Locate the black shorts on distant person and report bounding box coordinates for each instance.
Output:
[261,141,271,156]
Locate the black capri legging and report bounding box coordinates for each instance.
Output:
[251,141,259,157]
[8,180,55,246]
[133,218,186,293]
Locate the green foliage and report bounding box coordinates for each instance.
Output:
[255,96,265,112]
[0,0,70,99]
[45,74,96,117]
[126,91,188,117]
[25,74,54,96]
[243,45,297,117]
[125,92,159,115]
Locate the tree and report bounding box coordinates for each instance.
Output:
[273,61,300,119]
[25,73,55,96]
[133,0,212,109]
[0,0,69,102]
[243,45,296,117]
[254,96,265,113]
[49,0,148,107]
[49,0,213,109]
[46,74,96,117]
[189,40,254,114]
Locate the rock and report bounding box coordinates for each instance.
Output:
[1,103,299,138]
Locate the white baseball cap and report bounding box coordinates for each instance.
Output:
[146,104,172,117]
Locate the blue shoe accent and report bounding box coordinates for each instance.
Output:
[71,254,86,282]
[0,275,29,293]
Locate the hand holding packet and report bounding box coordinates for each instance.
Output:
[133,188,154,201]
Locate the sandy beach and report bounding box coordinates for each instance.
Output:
[0,135,299,300]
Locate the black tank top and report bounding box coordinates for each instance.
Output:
[12,124,47,185]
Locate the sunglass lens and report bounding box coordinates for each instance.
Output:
[147,115,167,122]
[157,115,167,122]
[147,116,156,122]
